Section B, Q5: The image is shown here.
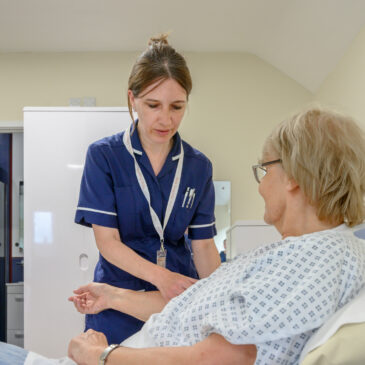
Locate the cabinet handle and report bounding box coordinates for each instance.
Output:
[15,297,24,302]
[14,333,24,339]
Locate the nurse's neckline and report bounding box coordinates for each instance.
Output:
[131,124,181,161]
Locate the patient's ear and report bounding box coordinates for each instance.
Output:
[286,177,299,192]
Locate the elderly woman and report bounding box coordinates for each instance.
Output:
[1,107,365,365]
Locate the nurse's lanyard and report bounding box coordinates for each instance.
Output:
[123,127,184,268]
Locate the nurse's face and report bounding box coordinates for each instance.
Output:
[128,78,187,147]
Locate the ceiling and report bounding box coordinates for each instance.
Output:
[1,0,365,92]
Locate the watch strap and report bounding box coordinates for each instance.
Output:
[99,344,120,365]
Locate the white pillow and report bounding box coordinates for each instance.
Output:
[299,287,365,363]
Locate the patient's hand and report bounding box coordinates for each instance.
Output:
[68,329,107,365]
[68,282,115,314]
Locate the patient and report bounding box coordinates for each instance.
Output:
[1,106,365,365]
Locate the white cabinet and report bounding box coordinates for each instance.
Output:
[6,282,24,347]
[24,107,131,357]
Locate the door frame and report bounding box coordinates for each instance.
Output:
[0,121,23,133]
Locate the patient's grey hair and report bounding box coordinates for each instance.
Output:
[263,106,365,227]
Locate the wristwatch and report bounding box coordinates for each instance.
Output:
[99,344,120,365]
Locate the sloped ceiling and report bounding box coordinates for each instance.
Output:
[1,0,365,92]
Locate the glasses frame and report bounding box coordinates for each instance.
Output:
[252,159,282,183]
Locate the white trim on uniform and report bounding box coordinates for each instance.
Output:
[133,149,142,155]
[172,153,182,161]
[188,221,216,229]
[77,207,117,216]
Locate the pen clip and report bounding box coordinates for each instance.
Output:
[182,187,190,208]
[189,191,196,209]
[186,188,194,208]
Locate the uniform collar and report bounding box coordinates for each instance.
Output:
[130,120,182,161]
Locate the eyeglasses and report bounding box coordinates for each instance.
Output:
[252,159,282,183]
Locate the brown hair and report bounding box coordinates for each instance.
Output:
[264,106,365,227]
[127,33,192,123]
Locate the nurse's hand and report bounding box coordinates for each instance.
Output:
[68,329,107,365]
[68,283,115,314]
[154,270,197,301]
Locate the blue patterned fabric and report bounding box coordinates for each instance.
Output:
[147,227,365,365]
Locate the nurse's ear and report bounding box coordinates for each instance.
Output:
[128,89,136,111]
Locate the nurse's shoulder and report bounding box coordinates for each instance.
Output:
[83,131,131,177]
[88,131,125,154]
[86,131,134,162]
[182,139,213,172]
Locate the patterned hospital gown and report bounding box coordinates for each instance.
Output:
[147,226,365,364]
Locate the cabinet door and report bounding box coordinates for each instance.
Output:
[24,107,132,358]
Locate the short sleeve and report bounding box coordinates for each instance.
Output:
[188,161,217,240]
[75,143,118,229]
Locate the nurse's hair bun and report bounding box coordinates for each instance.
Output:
[128,31,192,124]
[148,33,169,48]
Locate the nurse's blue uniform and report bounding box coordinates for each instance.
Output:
[75,123,216,344]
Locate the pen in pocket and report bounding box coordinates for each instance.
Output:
[189,191,196,208]
[182,187,190,207]
[186,188,195,208]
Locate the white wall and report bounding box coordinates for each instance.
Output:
[3,25,365,225]
[315,26,365,131]
[0,51,313,222]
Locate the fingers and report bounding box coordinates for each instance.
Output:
[159,271,199,300]
[73,298,84,313]
[179,273,198,283]
[187,277,198,284]
[180,276,197,287]
[68,292,88,302]
[73,283,92,294]
[70,295,89,314]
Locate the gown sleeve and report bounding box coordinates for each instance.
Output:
[199,233,362,345]
[74,143,118,229]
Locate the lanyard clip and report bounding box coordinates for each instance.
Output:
[160,238,165,252]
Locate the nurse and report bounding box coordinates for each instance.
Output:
[75,34,221,344]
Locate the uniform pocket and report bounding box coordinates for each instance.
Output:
[169,204,195,240]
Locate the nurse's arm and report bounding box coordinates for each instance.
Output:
[92,224,196,300]
[93,224,162,284]
[192,238,221,278]
[68,331,257,365]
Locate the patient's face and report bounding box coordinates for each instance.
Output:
[258,154,287,229]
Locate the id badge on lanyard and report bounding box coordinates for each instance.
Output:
[123,127,184,268]
[157,247,167,268]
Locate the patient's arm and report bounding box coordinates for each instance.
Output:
[69,283,167,322]
[68,330,257,365]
